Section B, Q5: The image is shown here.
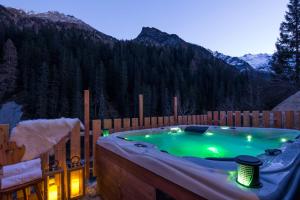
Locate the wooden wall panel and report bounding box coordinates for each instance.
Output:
[263,111,270,128]
[200,115,204,125]
[203,115,208,125]
[213,111,219,126]
[124,118,131,131]
[285,111,294,129]
[173,97,178,123]
[243,111,250,127]
[252,111,260,127]
[103,119,112,130]
[219,111,226,126]
[273,111,282,128]
[144,117,151,128]
[207,112,212,125]
[183,116,188,124]
[187,115,192,125]
[235,111,241,127]
[114,119,122,132]
[192,115,197,124]
[163,116,169,126]
[196,115,200,124]
[227,111,233,126]
[158,117,164,127]
[151,117,157,128]
[139,94,144,127]
[169,116,175,126]
[131,118,138,130]
[178,116,183,125]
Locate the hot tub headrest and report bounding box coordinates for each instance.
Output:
[184,126,209,133]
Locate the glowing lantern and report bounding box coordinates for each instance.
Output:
[44,160,64,200]
[67,156,85,199]
[235,155,262,188]
[102,129,110,137]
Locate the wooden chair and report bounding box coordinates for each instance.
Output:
[0,124,44,200]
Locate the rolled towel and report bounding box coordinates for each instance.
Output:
[1,168,42,189]
[2,158,41,178]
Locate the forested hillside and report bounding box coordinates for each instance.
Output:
[0,5,271,120]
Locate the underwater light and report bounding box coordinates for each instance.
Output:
[280,138,287,143]
[208,147,219,154]
[102,129,110,137]
[170,127,182,133]
[205,132,214,136]
[247,135,252,142]
[145,134,150,138]
[235,155,262,188]
[220,126,230,130]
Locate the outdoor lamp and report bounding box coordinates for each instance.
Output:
[67,156,85,199]
[44,160,65,200]
[235,155,262,188]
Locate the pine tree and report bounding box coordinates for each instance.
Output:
[0,39,18,101]
[36,62,49,117]
[272,0,300,83]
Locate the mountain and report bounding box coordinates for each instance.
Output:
[0,5,273,119]
[135,27,272,73]
[0,5,117,45]
[214,51,272,72]
[134,27,186,47]
[134,27,215,59]
[213,51,254,72]
[239,53,272,72]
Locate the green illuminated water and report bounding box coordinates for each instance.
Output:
[125,128,300,158]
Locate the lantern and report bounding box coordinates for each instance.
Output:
[44,160,65,200]
[235,155,262,188]
[67,156,85,199]
[102,128,110,137]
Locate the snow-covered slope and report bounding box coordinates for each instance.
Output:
[214,51,272,72]
[213,52,253,72]
[0,6,117,45]
[29,11,88,26]
[239,53,272,72]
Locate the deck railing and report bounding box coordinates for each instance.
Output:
[1,90,299,199]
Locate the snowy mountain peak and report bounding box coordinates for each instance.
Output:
[214,51,272,72]
[29,11,87,26]
[239,53,272,71]
[213,51,253,72]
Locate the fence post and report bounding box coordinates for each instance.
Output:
[139,94,144,128]
[84,90,90,180]
[174,97,178,123]
[71,122,81,159]
[92,120,101,176]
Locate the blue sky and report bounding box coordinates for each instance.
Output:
[0,0,289,56]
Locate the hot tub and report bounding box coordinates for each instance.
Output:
[95,126,300,200]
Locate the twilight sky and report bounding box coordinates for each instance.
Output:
[0,0,289,56]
